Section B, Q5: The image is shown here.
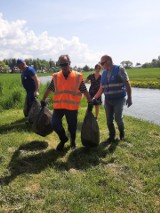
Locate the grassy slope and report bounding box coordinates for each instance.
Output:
[0,104,160,212]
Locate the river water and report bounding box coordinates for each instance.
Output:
[39,76,160,126]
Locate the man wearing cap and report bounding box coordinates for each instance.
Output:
[17,59,40,120]
[41,54,92,151]
[93,55,132,142]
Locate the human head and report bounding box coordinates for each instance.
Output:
[58,54,71,73]
[16,59,26,70]
[100,55,113,71]
[94,64,101,73]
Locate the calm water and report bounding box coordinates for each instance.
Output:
[39,76,160,125]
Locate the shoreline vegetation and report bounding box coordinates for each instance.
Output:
[0,69,160,212]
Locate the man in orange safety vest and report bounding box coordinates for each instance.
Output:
[41,54,92,151]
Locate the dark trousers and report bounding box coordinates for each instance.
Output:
[105,97,125,138]
[26,91,35,116]
[52,109,78,145]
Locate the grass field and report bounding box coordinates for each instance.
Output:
[0,71,160,212]
[0,104,160,212]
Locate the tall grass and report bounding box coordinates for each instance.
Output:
[0,73,48,111]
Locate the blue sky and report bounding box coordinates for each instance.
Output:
[0,0,160,67]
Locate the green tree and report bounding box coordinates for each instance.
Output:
[120,60,133,69]
[0,61,10,73]
[83,65,90,72]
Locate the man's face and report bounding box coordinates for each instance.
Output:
[100,57,113,71]
[17,63,26,70]
[59,57,70,73]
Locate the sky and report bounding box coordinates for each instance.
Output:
[0,0,160,67]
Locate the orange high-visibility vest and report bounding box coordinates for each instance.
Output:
[52,70,83,110]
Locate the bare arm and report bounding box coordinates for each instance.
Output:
[32,74,40,96]
[83,90,92,102]
[125,81,133,107]
[93,86,103,99]
[42,88,52,101]
[125,81,132,98]
[84,78,89,84]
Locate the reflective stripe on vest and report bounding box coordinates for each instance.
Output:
[52,71,82,110]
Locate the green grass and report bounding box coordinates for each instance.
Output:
[0,71,160,212]
[0,104,160,212]
[0,73,49,111]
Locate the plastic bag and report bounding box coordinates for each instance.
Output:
[28,98,41,123]
[32,106,53,137]
[81,111,100,147]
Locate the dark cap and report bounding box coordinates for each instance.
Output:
[17,59,25,66]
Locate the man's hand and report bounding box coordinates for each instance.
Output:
[126,97,132,108]
[92,98,101,105]
[34,91,39,97]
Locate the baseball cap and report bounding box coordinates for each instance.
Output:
[17,59,25,66]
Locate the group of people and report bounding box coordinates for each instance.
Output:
[17,54,132,151]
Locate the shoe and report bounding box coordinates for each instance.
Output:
[56,137,68,151]
[120,136,125,141]
[106,137,116,143]
[120,131,125,141]
[71,145,77,151]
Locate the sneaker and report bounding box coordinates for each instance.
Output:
[120,132,125,141]
[120,136,125,141]
[71,145,77,151]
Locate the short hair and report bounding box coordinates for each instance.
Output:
[58,54,71,65]
[101,55,113,64]
[95,64,101,69]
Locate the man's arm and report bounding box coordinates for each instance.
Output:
[93,86,103,99]
[41,80,54,102]
[42,88,51,102]
[83,90,92,102]
[125,81,132,107]
[32,74,40,96]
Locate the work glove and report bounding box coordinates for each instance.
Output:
[126,97,132,108]
[87,101,93,112]
[92,98,101,105]
[41,100,47,108]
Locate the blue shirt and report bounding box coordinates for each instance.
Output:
[21,66,36,92]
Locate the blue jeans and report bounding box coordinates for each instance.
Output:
[105,97,126,138]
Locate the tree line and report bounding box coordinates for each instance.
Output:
[0,58,93,73]
[0,55,160,73]
[120,56,160,69]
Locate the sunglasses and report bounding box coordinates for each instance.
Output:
[101,61,106,66]
[59,62,69,67]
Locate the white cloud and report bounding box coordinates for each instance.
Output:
[0,13,103,67]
